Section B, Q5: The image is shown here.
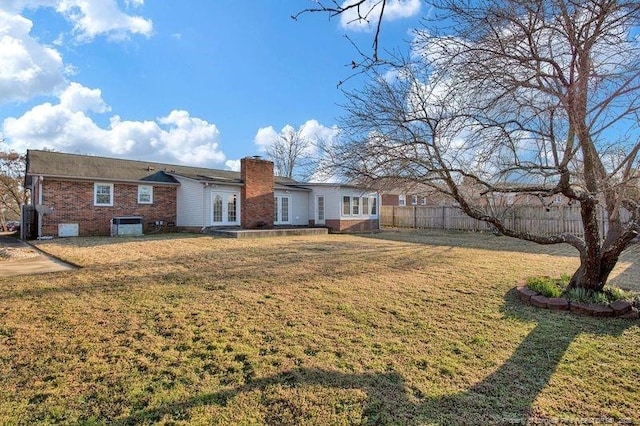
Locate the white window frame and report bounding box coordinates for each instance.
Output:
[210,190,241,226]
[138,185,153,204]
[411,195,418,205]
[342,196,351,216]
[351,196,360,215]
[316,195,325,224]
[370,196,377,215]
[94,183,114,206]
[398,194,406,206]
[421,197,427,206]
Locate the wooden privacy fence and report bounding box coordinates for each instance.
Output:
[380,205,631,240]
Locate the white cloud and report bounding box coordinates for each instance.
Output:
[59,81,110,113]
[254,125,280,151]
[0,9,66,103]
[299,119,340,145]
[2,83,226,167]
[125,0,145,8]
[4,1,152,42]
[0,0,153,103]
[225,159,240,171]
[254,120,339,153]
[55,0,153,42]
[339,0,421,31]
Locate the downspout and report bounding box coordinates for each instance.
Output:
[37,176,43,239]
[202,183,208,231]
[377,194,381,231]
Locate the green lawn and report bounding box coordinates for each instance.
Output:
[0,230,637,424]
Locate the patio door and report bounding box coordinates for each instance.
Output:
[211,191,239,226]
[274,195,290,225]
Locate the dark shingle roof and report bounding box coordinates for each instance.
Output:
[25,150,300,186]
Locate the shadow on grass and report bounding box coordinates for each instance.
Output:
[607,243,640,292]
[361,229,580,258]
[116,290,635,425]
[32,232,203,250]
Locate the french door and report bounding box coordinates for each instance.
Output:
[211,191,239,226]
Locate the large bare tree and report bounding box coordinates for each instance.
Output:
[308,0,640,291]
[0,150,27,227]
[266,125,316,180]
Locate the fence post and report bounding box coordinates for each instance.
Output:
[414,206,417,229]
[393,206,396,227]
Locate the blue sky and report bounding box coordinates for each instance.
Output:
[0,0,422,171]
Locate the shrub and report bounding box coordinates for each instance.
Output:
[564,287,592,304]
[564,285,631,305]
[526,276,563,298]
[603,286,629,302]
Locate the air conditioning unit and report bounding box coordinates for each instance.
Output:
[111,216,143,237]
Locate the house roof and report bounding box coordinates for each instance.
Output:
[303,182,376,191]
[25,150,301,187]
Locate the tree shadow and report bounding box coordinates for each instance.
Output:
[359,229,580,258]
[607,243,640,291]
[116,290,635,425]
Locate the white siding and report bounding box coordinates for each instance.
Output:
[176,177,241,227]
[306,185,379,221]
[307,187,343,221]
[175,176,205,227]
[274,189,310,225]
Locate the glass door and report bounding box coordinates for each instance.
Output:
[274,195,291,225]
[211,191,239,226]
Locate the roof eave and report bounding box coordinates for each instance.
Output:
[26,173,180,186]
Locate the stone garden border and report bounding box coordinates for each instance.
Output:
[516,285,639,319]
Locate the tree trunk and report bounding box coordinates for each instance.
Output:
[569,248,621,292]
[569,200,605,291]
[568,257,615,292]
[567,198,632,291]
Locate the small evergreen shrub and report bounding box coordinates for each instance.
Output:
[526,276,563,298]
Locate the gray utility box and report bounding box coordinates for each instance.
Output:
[111,216,143,237]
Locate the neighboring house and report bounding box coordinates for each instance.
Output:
[380,183,454,207]
[24,150,379,237]
[380,179,573,208]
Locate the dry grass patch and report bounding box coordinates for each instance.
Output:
[0,230,637,424]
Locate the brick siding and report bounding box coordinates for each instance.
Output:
[325,219,379,233]
[240,157,274,229]
[40,179,177,236]
[381,194,399,206]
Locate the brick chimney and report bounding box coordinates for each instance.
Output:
[240,156,274,229]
